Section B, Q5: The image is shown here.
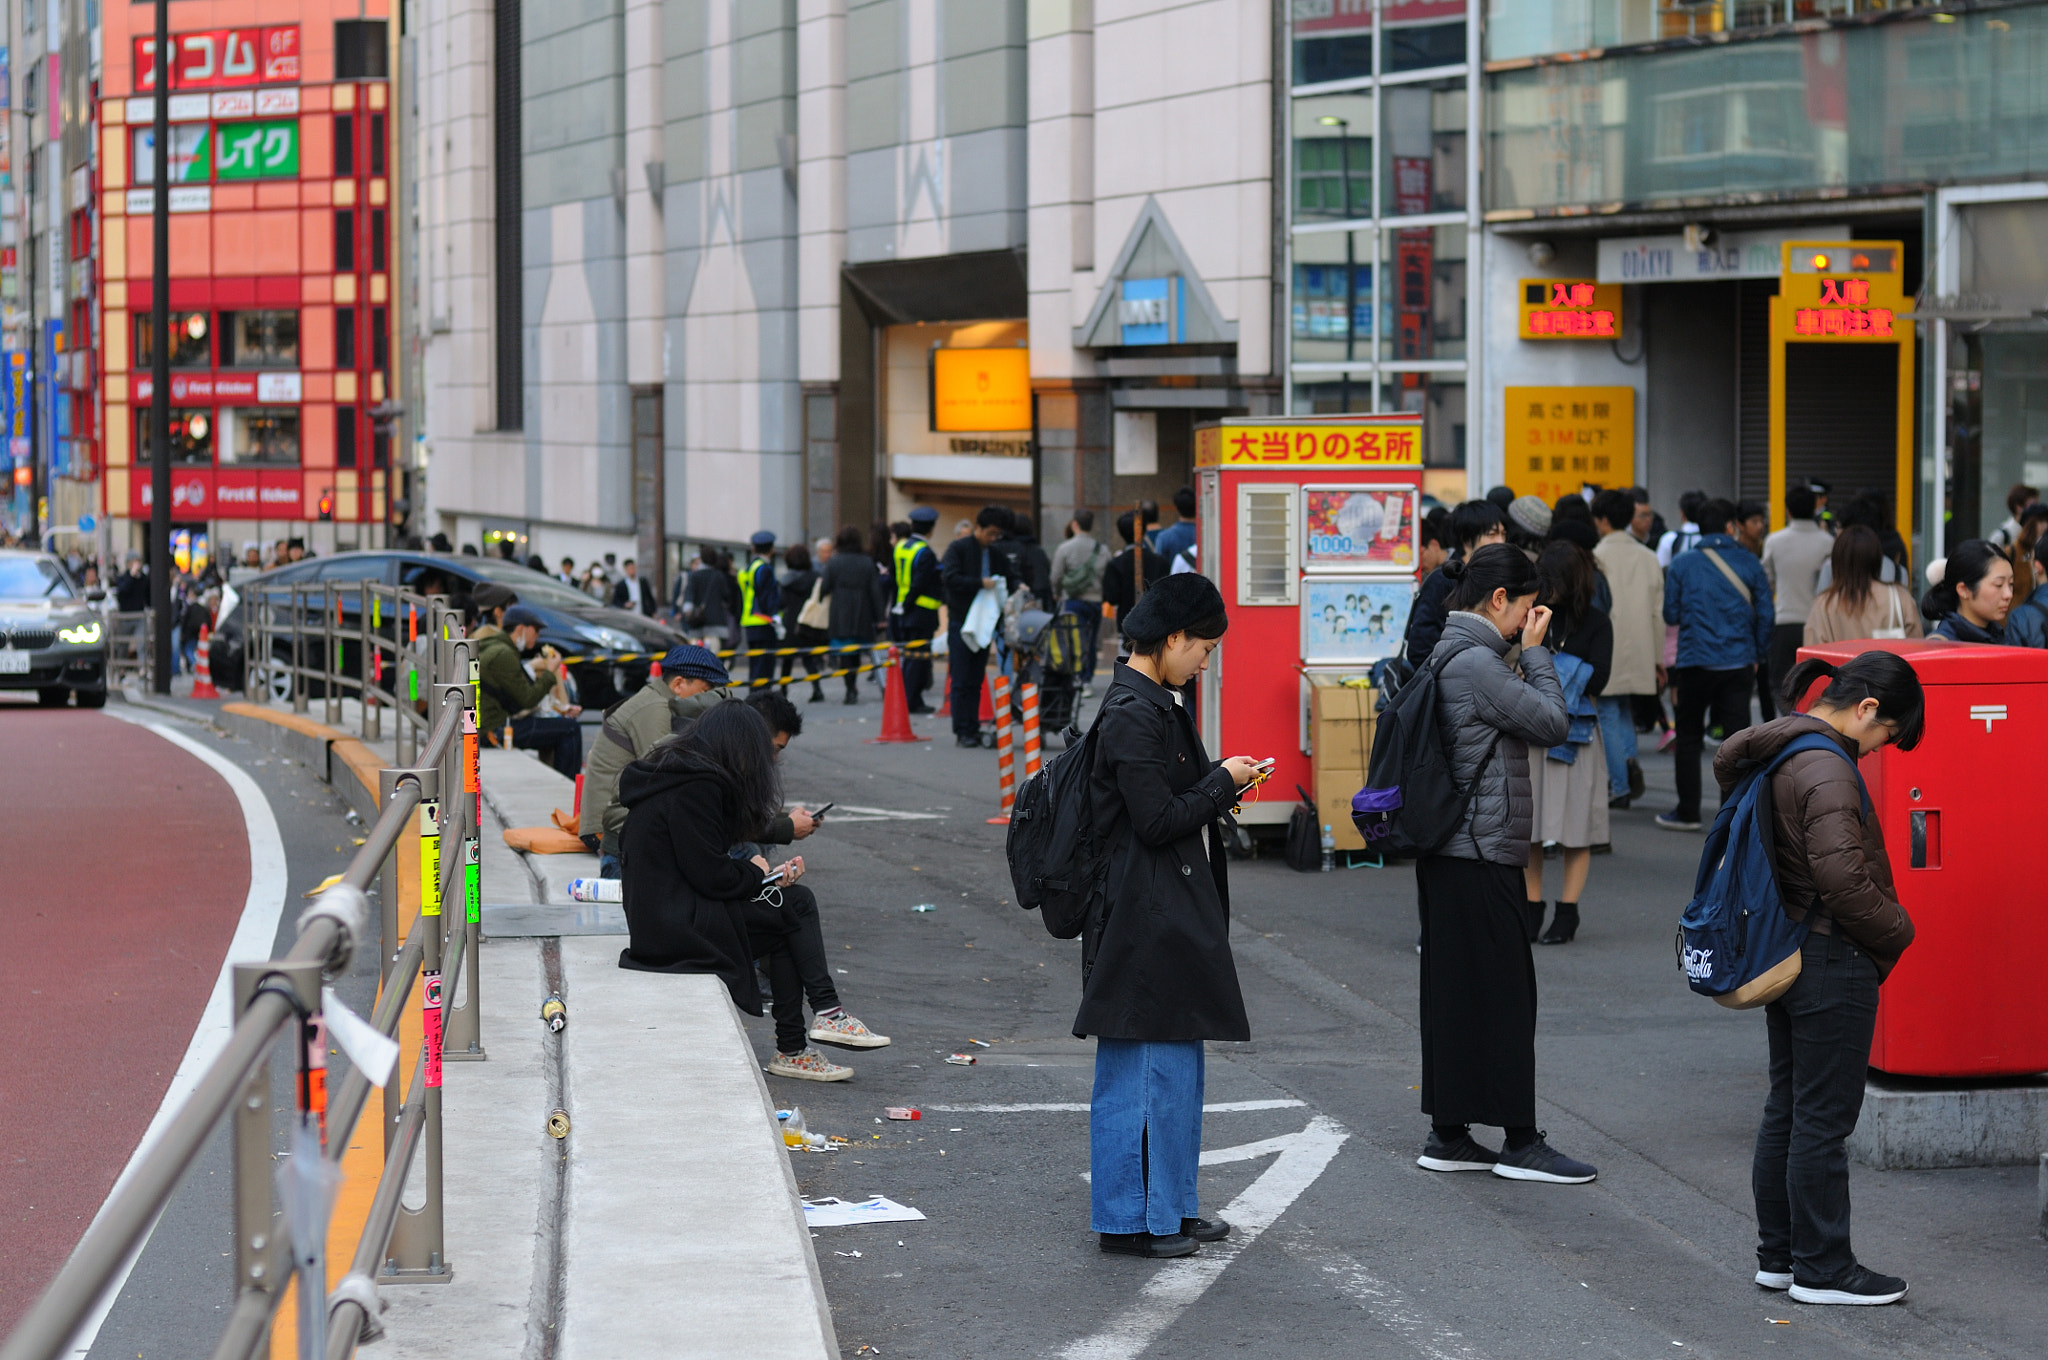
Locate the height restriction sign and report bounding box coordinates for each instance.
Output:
[1504,386,1635,505]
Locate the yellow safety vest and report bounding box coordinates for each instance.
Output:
[894,538,941,612]
[739,557,774,627]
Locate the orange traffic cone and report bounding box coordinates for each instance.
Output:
[190,625,221,700]
[871,647,929,744]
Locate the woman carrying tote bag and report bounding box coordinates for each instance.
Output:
[1412,545,1592,1185]
[1075,574,1264,1260]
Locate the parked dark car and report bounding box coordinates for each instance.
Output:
[210,552,680,709]
[0,549,109,707]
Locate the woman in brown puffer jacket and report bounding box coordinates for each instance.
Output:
[1711,650,1924,1309]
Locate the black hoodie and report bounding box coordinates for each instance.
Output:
[616,753,772,1012]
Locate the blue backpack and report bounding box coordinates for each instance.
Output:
[1676,732,1868,1009]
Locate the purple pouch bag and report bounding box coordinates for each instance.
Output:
[1351,786,1402,844]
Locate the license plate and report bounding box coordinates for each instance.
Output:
[0,650,31,673]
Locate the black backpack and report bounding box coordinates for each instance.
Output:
[1361,643,1496,858]
[1284,786,1322,872]
[1006,712,1108,938]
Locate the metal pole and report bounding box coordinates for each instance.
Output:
[381,760,452,1282]
[361,582,377,742]
[292,585,308,714]
[148,0,173,694]
[439,666,484,1061]
[325,581,341,725]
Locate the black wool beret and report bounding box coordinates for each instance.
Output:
[1122,572,1226,645]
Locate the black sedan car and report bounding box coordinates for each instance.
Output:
[210,551,680,709]
[0,549,109,706]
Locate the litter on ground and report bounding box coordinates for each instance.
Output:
[802,1196,927,1228]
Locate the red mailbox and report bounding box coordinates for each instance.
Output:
[1795,638,2048,1077]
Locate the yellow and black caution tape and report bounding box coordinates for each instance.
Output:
[551,639,934,667]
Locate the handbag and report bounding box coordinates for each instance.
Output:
[961,584,1004,652]
[1871,585,1908,639]
[797,577,830,631]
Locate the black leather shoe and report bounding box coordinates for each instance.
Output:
[907,704,933,715]
[1181,1216,1231,1243]
[955,735,983,748]
[1099,1231,1199,1259]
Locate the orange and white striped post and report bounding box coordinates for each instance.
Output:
[1019,676,1042,779]
[987,672,1016,825]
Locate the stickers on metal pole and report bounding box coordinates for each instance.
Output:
[463,836,481,925]
[419,798,442,917]
[422,969,444,1089]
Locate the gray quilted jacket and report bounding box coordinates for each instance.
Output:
[1426,611,1569,867]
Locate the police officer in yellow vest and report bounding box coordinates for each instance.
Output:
[740,530,783,687]
[890,507,944,712]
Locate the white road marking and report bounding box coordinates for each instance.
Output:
[924,1098,1306,1115]
[795,801,945,821]
[1079,1131,1302,1183]
[75,712,289,1358]
[1277,1241,1485,1360]
[1053,1116,1351,1360]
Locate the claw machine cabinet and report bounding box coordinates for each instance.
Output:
[1193,416,1425,842]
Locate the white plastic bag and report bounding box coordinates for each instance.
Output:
[960,584,1003,652]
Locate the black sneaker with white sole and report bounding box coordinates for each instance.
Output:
[1491,1134,1597,1184]
[1789,1265,1907,1306]
[1755,1265,1793,1291]
[1416,1129,1499,1173]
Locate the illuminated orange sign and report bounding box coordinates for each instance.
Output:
[1518,279,1622,340]
[931,347,1032,432]
[1194,419,1422,468]
[1778,241,1908,344]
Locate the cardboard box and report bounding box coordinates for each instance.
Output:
[1315,770,1368,851]
[1313,684,1373,722]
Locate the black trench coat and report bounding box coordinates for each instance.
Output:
[1072,662,1250,1043]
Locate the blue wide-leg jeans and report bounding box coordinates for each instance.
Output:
[1090,1038,1204,1235]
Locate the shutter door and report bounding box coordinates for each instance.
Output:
[1783,343,1901,516]
[1735,279,1774,506]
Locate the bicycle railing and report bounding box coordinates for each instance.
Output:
[246,583,455,767]
[0,694,486,1360]
[105,609,154,687]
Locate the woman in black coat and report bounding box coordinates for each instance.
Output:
[1078,573,1262,1260]
[616,702,807,1018]
[818,525,887,704]
[778,544,827,703]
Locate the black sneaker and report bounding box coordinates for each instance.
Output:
[1417,1129,1499,1173]
[1755,1265,1793,1291]
[1491,1134,1596,1184]
[1099,1231,1198,1259]
[955,735,983,748]
[1789,1265,1907,1306]
[1626,758,1646,800]
[1180,1216,1231,1243]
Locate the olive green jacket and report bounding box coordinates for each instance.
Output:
[473,626,557,736]
[582,683,728,854]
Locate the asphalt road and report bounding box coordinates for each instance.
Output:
[750,690,2047,1360]
[0,694,381,1359]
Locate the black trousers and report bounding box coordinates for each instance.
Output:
[744,624,780,687]
[1672,665,1755,821]
[1767,623,1806,709]
[892,608,939,708]
[948,628,990,741]
[781,624,830,689]
[1753,933,1880,1285]
[740,884,840,1054]
[510,714,583,777]
[1417,855,1537,1129]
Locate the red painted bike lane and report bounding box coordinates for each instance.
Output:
[0,708,252,1335]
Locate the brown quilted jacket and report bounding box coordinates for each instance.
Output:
[1713,714,1915,979]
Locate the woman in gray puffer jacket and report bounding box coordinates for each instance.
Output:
[1413,545,1596,1186]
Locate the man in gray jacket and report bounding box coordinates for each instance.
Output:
[1049,509,1110,694]
[1760,483,1833,700]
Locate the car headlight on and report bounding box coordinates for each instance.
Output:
[579,625,637,652]
[58,620,102,645]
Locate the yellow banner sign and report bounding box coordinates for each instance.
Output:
[1504,387,1635,504]
[931,347,1032,432]
[1778,241,1909,343]
[1519,279,1623,340]
[1195,419,1423,469]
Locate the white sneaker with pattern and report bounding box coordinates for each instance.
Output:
[765,1046,853,1082]
[809,1011,891,1049]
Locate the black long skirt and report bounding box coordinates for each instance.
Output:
[1417,855,1538,1128]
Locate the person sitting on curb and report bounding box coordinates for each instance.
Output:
[738,689,888,1074]
[475,604,582,776]
[616,702,878,1083]
[580,644,740,874]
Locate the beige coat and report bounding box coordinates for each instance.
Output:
[1593,529,1664,695]
[1803,582,1922,646]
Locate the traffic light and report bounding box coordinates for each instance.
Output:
[317,488,335,521]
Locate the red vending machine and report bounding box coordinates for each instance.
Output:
[1192,416,1425,841]
[1796,638,2048,1077]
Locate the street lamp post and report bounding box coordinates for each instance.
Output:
[1320,115,1358,413]
[148,0,173,693]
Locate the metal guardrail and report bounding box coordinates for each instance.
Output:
[0,681,488,1360]
[246,583,454,767]
[105,609,153,688]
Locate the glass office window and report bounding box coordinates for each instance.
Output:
[1488,10,2048,212]
[1292,231,1375,364]
[1381,79,1466,215]
[1293,95,1374,220]
[1384,17,1466,73]
[1293,6,1375,86]
[1291,378,1374,415]
[1485,1,1918,63]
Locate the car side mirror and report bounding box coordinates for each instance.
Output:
[87,588,107,602]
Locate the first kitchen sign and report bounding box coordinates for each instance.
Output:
[136,27,299,91]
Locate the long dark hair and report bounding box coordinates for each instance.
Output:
[1446,542,1540,611]
[1823,525,1883,612]
[835,525,865,555]
[1782,652,1925,752]
[1534,539,1597,636]
[645,701,783,839]
[1921,538,2006,620]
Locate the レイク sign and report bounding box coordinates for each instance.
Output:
[1519,279,1622,339]
[1194,419,1422,469]
[135,27,299,91]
